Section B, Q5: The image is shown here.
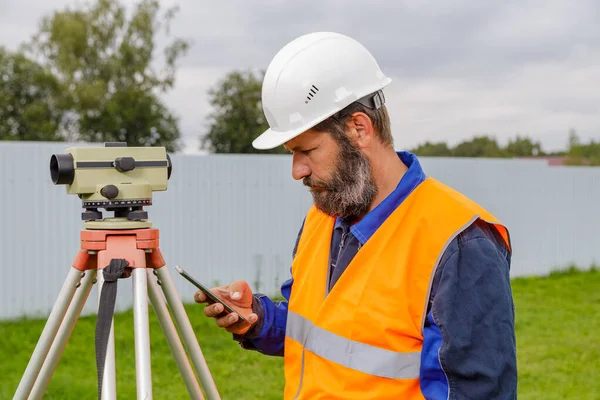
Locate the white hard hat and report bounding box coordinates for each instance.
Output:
[252,32,392,150]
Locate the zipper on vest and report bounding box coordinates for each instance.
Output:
[339,231,347,249]
[338,231,347,257]
[327,230,347,295]
[334,232,348,260]
[332,231,347,274]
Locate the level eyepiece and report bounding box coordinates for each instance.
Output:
[50,154,75,185]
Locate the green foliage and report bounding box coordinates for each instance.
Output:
[505,135,545,157]
[452,135,506,157]
[1,0,189,152]
[28,0,190,152]
[0,47,69,141]
[410,131,600,166]
[409,141,453,157]
[411,134,548,158]
[201,69,287,154]
[563,129,600,166]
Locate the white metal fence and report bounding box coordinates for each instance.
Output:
[1,141,599,320]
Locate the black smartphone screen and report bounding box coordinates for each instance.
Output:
[174,265,247,323]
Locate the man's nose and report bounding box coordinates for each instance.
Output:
[292,154,311,181]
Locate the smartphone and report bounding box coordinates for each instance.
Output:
[174,265,247,323]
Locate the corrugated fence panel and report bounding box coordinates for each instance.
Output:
[0,141,598,320]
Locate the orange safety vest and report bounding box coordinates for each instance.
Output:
[283,176,511,400]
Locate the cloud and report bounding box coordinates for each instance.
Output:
[388,41,600,151]
[0,0,598,152]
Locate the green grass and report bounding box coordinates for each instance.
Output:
[1,267,599,399]
[0,302,285,399]
[512,266,600,399]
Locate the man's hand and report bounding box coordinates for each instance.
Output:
[194,280,259,335]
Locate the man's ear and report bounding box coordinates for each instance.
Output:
[348,112,374,149]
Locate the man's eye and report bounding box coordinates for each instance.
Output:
[303,148,316,155]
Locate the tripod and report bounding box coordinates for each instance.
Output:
[13,222,221,400]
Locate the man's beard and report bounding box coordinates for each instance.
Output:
[303,136,377,219]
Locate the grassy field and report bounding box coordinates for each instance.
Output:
[1,267,598,399]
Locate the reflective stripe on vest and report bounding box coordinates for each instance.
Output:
[286,310,421,380]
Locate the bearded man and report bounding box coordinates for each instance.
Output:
[195,32,518,400]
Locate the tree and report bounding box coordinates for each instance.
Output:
[0,47,69,141]
[564,129,600,166]
[452,135,506,158]
[201,69,287,154]
[24,0,190,152]
[410,141,453,157]
[504,135,545,157]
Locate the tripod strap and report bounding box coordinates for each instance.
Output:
[96,259,129,400]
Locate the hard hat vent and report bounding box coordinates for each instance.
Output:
[305,85,319,104]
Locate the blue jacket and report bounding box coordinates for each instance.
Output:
[236,152,517,399]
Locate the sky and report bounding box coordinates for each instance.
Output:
[0,0,598,154]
